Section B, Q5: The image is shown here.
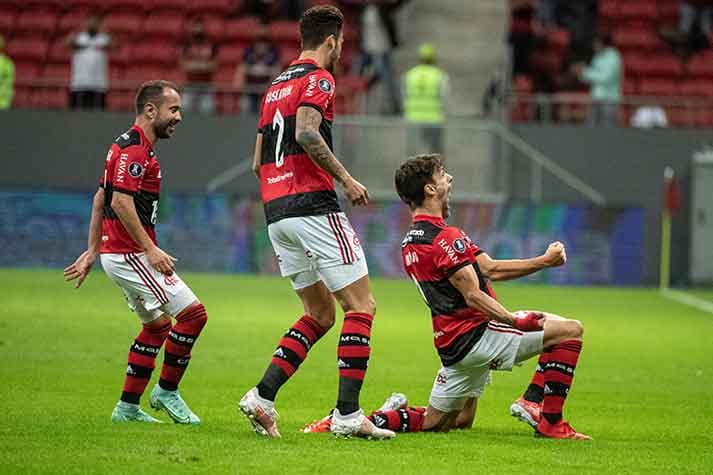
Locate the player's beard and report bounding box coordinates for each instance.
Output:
[154,118,176,139]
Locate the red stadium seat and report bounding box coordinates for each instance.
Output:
[214,64,237,84]
[102,0,149,13]
[130,40,179,66]
[47,39,73,63]
[57,11,89,35]
[680,79,713,97]
[44,63,71,82]
[13,62,42,85]
[143,12,185,40]
[217,42,245,65]
[149,0,187,11]
[269,20,300,44]
[12,85,34,108]
[657,0,680,25]
[0,5,17,36]
[7,36,49,62]
[623,79,639,96]
[665,105,694,127]
[104,12,143,36]
[107,88,135,112]
[598,0,619,27]
[618,2,658,25]
[513,75,533,94]
[109,43,132,68]
[224,17,262,42]
[626,53,683,78]
[186,0,235,16]
[613,27,663,52]
[15,8,58,36]
[33,87,68,109]
[280,45,301,66]
[202,15,226,41]
[215,90,241,115]
[125,64,166,84]
[687,52,713,78]
[639,78,677,96]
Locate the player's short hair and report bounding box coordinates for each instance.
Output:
[135,80,180,115]
[299,4,344,50]
[394,154,445,209]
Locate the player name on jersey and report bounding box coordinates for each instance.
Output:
[258,59,340,225]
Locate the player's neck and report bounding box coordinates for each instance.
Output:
[133,119,156,145]
[298,49,328,69]
[412,204,444,220]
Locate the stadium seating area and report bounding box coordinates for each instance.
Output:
[0,0,367,114]
[510,0,713,127]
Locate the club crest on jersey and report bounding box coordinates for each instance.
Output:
[453,238,466,253]
[128,162,144,178]
[319,78,332,93]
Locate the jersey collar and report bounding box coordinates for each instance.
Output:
[290,58,320,68]
[131,124,154,147]
[412,214,446,226]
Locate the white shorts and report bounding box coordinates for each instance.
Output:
[428,315,544,413]
[100,252,198,323]
[268,212,368,292]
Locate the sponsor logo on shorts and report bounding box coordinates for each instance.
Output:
[353,234,361,247]
[489,358,503,370]
[436,372,447,385]
[164,274,178,286]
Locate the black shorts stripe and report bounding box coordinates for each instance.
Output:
[329,213,353,264]
[438,323,488,367]
[124,253,168,305]
[264,190,341,225]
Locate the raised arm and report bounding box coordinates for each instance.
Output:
[294,105,369,206]
[475,241,567,281]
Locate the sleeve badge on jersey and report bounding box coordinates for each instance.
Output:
[319,78,333,93]
[453,238,466,253]
[128,162,144,178]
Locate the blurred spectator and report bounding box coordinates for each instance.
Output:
[661,1,713,57]
[573,32,621,126]
[234,26,281,114]
[180,18,217,115]
[66,14,111,110]
[0,35,14,110]
[358,0,403,115]
[508,0,539,77]
[631,105,669,129]
[403,43,449,153]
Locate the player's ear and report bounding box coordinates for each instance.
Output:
[144,102,157,120]
[424,182,436,198]
[326,34,336,51]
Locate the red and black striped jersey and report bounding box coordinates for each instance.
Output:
[401,214,496,366]
[99,125,161,254]
[257,58,340,224]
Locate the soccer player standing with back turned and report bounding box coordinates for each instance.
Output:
[238,5,394,440]
[64,81,208,425]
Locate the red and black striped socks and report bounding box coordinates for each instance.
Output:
[336,312,373,415]
[523,348,551,403]
[369,407,426,432]
[257,315,328,401]
[121,320,171,404]
[542,339,582,424]
[158,304,208,391]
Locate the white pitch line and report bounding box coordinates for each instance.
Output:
[660,289,713,314]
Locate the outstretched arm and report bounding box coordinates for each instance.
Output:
[295,106,369,206]
[476,241,567,281]
[63,188,105,288]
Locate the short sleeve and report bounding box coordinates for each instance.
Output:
[433,227,476,277]
[297,70,336,116]
[112,146,147,195]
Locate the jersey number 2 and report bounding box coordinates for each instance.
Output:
[272,108,285,168]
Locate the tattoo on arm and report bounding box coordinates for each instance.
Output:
[295,107,349,184]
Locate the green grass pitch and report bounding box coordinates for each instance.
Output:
[1,269,712,474]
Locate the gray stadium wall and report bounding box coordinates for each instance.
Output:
[0,110,701,284]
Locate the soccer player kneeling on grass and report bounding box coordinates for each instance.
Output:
[305,154,590,440]
[64,81,207,425]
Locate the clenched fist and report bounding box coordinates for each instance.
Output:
[543,241,567,267]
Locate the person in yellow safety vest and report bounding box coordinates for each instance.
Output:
[403,43,449,154]
[0,35,15,110]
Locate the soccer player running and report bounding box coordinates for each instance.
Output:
[238,5,394,440]
[64,81,208,425]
